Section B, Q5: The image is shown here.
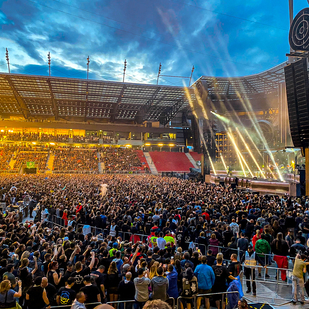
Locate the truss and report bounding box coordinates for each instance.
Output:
[0,73,194,122]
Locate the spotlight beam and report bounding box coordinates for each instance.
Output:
[235,127,266,179]
[228,128,254,177]
[183,84,217,175]
[192,85,228,173]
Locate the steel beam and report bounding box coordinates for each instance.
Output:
[110,85,126,122]
[46,79,59,120]
[5,76,30,119]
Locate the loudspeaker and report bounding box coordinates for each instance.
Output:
[285,58,309,148]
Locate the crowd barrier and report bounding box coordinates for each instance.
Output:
[49,293,237,309]
[47,218,296,265]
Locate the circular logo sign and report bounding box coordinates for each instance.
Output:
[289,8,309,51]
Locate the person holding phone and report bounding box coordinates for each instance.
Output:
[0,279,22,308]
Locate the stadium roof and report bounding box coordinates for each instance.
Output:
[193,62,287,96]
[0,73,195,124]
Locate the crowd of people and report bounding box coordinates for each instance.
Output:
[0,132,114,144]
[0,146,150,174]
[13,152,49,171]
[101,148,148,172]
[53,149,99,172]
[0,145,17,171]
[0,174,308,309]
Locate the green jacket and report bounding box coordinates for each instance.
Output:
[255,239,271,257]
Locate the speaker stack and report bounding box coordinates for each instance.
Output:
[285,7,309,196]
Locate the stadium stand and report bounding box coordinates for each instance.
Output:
[13,151,49,171]
[53,148,99,172]
[135,150,150,171]
[149,151,194,172]
[101,148,148,172]
[189,152,202,162]
[0,145,16,171]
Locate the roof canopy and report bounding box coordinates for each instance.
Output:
[193,62,286,97]
[0,73,195,124]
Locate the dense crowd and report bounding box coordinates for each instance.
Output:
[0,147,149,174]
[101,148,148,172]
[0,174,309,308]
[13,152,49,171]
[53,149,99,172]
[0,132,67,142]
[0,145,17,170]
[0,132,113,144]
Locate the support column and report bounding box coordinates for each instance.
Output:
[306,148,309,196]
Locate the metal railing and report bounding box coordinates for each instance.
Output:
[49,298,176,309]
[177,291,239,309]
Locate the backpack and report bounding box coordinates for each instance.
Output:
[181,278,197,298]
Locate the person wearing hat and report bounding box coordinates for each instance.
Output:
[109,243,118,258]
[241,244,256,296]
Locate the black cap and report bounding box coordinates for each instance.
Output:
[248,244,253,249]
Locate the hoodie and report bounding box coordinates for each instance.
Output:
[167,268,178,299]
[134,277,151,302]
[151,276,169,301]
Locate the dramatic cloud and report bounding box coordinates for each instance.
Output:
[0,0,296,85]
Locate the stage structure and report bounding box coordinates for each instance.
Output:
[285,3,309,195]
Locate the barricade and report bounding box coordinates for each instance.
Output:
[177,291,239,309]
[241,263,293,305]
[51,302,101,309]
[50,298,175,309]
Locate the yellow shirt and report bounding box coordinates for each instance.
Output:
[293,258,306,278]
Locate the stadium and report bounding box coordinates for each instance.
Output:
[0,0,308,309]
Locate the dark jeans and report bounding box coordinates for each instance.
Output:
[120,302,133,309]
[244,267,256,293]
[134,300,146,309]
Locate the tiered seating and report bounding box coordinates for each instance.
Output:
[149,151,194,172]
[13,151,49,171]
[190,152,202,162]
[102,148,145,171]
[53,148,98,172]
[135,150,150,171]
[0,145,16,171]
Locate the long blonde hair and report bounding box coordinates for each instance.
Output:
[149,264,158,280]
[107,261,117,275]
[0,280,10,294]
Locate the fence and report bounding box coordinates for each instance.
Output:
[50,294,235,309]
[45,220,297,266]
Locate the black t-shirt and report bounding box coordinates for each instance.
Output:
[90,270,106,287]
[118,280,135,300]
[212,265,230,291]
[27,286,45,309]
[45,283,57,306]
[227,262,241,278]
[207,255,216,266]
[80,284,100,304]
[57,287,76,306]
[71,267,91,292]
[175,232,184,246]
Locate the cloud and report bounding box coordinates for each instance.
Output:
[0,0,292,85]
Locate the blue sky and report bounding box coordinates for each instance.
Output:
[0,0,306,86]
